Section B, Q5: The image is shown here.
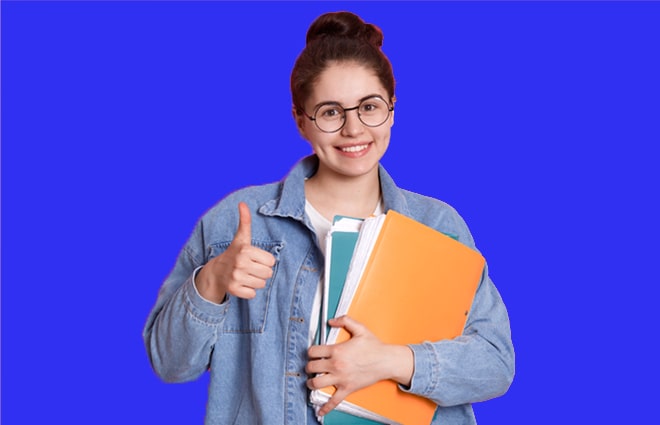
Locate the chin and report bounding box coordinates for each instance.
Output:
[337,162,380,179]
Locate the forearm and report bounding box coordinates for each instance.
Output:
[404,274,515,406]
[407,332,513,406]
[144,271,226,382]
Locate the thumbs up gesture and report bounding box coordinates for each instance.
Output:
[195,202,276,303]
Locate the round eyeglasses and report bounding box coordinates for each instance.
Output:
[303,95,394,133]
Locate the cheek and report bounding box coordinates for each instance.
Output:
[375,125,392,144]
[298,123,316,145]
[304,133,331,152]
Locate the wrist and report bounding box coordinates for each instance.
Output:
[194,265,227,304]
[386,344,414,387]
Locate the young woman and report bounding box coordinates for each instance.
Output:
[144,11,514,425]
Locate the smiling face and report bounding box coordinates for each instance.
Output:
[295,61,394,182]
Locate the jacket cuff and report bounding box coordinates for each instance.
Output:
[182,266,228,324]
[401,342,438,397]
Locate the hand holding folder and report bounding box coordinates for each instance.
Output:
[312,210,486,425]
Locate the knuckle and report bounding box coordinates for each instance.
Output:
[235,256,252,270]
[307,376,319,389]
[330,356,348,373]
[231,285,255,299]
[230,269,243,281]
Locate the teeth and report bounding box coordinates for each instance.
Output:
[341,144,368,153]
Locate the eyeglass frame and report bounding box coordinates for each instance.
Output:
[301,95,395,133]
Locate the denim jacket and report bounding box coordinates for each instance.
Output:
[143,155,514,425]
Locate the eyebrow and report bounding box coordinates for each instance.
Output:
[312,94,387,110]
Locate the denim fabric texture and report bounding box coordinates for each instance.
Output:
[143,155,515,425]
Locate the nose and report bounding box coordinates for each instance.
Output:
[340,108,364,137]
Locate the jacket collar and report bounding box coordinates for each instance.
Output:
[259,154,411,220]
[258,155,317,221]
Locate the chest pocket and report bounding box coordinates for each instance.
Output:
[208,240,284,333]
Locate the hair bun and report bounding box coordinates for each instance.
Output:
[306,11,383,49]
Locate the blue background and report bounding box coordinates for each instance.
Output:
[2,1,659,423]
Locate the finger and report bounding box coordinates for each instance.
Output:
[328,315,365,337]
[226,274,268,299]
[306,369,334,389]
[228,285,258,300]
[233,202,252,245]
[308,344,333,360]
[247,247,276,268]
[247,262,275,281]
[237,274,269,291]
[234,248,274,281]
[233,249,274,279]
[305,356,331,375]
[318,389,349,417]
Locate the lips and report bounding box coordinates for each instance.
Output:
[338,143,370,153]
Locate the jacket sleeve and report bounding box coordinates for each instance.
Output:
[404,263,515,407]
[142,221,228,383]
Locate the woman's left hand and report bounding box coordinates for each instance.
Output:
[306,315,414,417]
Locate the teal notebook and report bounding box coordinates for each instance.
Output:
[324,410,384,425]
[322,217,383,425]
[325,217,361,339]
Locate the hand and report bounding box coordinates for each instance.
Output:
[306,316,414,416]
[195,202,276,303]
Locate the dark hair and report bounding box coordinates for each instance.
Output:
[290,11,395,114]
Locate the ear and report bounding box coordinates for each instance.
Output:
[292,107,307,138]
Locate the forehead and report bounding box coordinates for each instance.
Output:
[308,62,387,106]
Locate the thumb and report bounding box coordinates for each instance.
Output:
[233,202,252,245]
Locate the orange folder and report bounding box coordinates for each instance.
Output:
[323,210,485,425]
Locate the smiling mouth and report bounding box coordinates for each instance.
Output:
[339,144,370,153]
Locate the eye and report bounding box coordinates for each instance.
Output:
[317,104,343,120]
[360,97,386,114]
[361,103,378,113]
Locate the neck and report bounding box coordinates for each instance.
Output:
[305,165,381,221]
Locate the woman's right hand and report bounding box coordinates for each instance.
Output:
[195,202,276,304]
